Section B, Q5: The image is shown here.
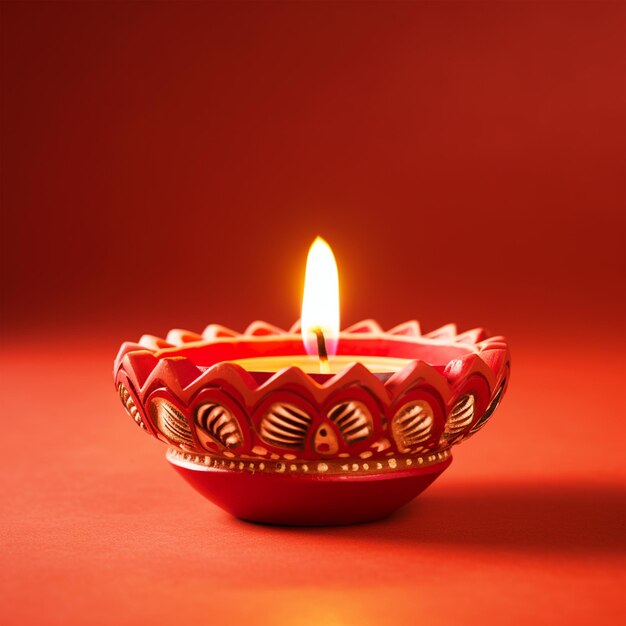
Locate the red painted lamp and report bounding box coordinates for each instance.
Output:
[114,238,510,525]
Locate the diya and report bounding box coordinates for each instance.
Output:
[114,238,510,525]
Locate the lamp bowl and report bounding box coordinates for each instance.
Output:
[114,320,509,525]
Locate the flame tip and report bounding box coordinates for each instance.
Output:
[310,235,330,248]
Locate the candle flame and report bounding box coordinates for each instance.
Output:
[301,237,340,357]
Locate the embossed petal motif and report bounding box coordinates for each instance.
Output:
[392,400,434,453]
[113,320,510,476]
[195,402,243,451]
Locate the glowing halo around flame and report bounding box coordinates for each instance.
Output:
[300,237,340,358]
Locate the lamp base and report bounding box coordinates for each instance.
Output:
[167,452,452,526]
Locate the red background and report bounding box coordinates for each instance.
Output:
[1,2,624,625]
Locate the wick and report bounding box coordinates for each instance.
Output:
[313,327,330,374]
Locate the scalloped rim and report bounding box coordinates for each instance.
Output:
[114,320,508,392]
[130,319,502,353]
[113,320,509,410]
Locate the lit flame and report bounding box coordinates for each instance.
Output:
[301,237,340,358]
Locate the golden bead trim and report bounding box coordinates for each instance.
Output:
[166,446,451,475]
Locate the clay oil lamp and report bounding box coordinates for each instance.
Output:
[114,238,510,525]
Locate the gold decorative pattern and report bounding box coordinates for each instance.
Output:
[391,400,434,453]
[469,382,505,435]
[149,397,194,446]
[195,402,243,450]
[259,403,312,449]
[442,394,475,444]
[328,401,373,445]
[167,446,451,476]
[118,383,147,430]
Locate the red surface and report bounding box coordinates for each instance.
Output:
[1,1,625,625]
[1,336,624,625]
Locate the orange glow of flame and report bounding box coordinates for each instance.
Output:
[301,237,340,357]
